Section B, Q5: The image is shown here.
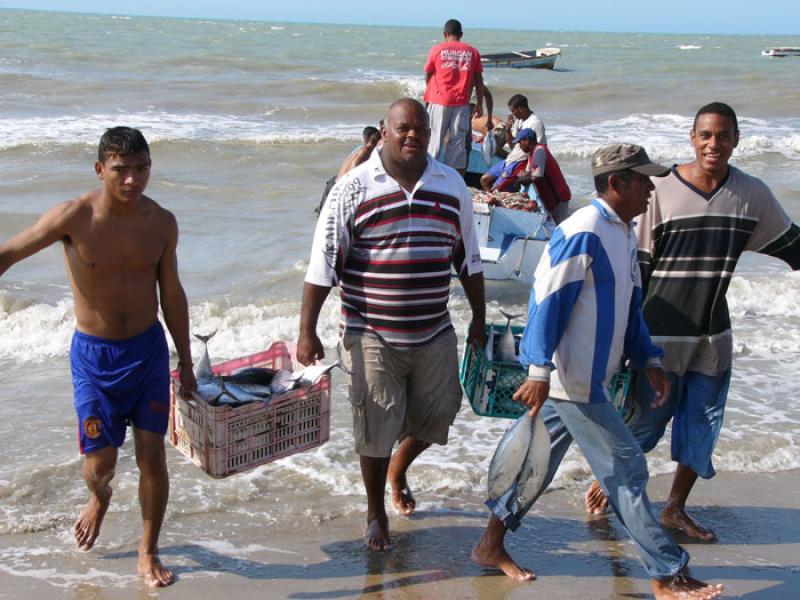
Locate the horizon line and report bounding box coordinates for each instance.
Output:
[1,6,798,37]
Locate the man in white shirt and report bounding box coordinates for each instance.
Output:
[503,94,546,163]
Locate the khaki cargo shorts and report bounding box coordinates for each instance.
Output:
[340,329,463,458]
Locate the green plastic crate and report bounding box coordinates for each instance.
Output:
[460,323,527,419]
[459,323,634,419]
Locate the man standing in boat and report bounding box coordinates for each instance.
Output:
[472,143,724,600]
[423,18,487,174]
[504,94,547,155]
[298,98,486,551]
[584,102,800,543]
[0,127,196,587]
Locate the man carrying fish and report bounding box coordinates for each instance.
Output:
[585,103,800,543]
[0,127,196,587]
[471,144,724,599]
[298,98,486,551]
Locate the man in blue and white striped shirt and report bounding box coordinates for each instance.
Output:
[472,144,724,599]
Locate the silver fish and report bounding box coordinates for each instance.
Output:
[223,367,276,386]
[495,309,522,363]
[270,361,343,395]
[197,376,274,407]
[488,412,533,501]
[487,411,551,506]
[513,412,552,509]
[191,331,277,406]
[485,325,495,361]
[193,330,218,380]
[196,376,237,406]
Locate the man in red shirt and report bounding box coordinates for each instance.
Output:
[424,18,487,174]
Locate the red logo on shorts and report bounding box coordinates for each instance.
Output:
[83,417,102,439]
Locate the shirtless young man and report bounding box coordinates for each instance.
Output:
[0,127,197,587]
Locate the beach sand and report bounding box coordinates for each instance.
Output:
[1,470,798,599]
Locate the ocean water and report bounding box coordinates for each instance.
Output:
[1,8,799,588]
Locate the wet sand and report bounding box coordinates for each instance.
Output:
[1,470,798,599]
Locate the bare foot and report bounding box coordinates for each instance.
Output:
[138,551,175,587]
[661,504,717,542]
[74,487,111,550]
[585,480,609,515]
[652,573,724,599]
[365,517,391,551]
[471,525,536,581]
[390,477,416,517]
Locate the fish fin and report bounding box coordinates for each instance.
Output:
[193,329,218,344]
[499,309,524,323]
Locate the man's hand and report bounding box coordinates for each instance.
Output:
[178,365,197,400]
[513,378,549,419]
[472,105,484,119]
[466,318,487,350]
[297,331,325,366]
[645,366,671,408]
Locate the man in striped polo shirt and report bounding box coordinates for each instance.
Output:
[585,103,800,543]
[472,143,724,599]
[298,98,486,551]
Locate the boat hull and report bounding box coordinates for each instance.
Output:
[474,205,553,284]
[481,48,560,69]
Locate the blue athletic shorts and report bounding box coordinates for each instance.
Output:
[627,369,731,479]
[70,322,170,454]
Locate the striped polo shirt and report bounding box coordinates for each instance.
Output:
[637,166,800,375]
[306,150,482,348]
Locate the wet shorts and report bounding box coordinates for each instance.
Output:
[340,329,463,458]
[626,369,731,479]
[71,322,170,454]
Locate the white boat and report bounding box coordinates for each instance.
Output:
[762,47,800,57]
[481,47,561,69]
[473,203,555,284]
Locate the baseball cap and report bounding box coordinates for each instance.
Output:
[512,128,536,144]
[591,143,669,177]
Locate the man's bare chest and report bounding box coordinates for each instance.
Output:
[65,222,164,276]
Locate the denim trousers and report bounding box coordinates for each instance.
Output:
[487,398,689,579]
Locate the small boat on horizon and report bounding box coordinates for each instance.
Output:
[762,47,800,57]
[481,47,561,69]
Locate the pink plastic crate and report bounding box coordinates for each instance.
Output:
[168,341,331,478]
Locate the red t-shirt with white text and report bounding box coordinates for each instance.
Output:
[423,40,482,107]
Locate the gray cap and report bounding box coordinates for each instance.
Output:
[591,143,670,177]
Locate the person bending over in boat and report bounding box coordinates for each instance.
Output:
[479,128,535,193]
[513,129,572,223]
[0,127,196,588]
[471,143,724,600]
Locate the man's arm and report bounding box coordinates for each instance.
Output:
[472,71,485,119]
[157,212,196,396]
[0,201,75,277]
[458,271,486,349]
[482,83,493,125]
[297,282,332,365]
